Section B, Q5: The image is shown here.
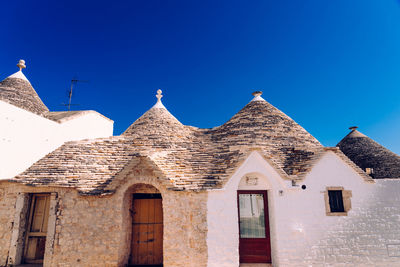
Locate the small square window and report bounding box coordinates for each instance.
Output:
[324,187,352,216]
[328,190,344,212]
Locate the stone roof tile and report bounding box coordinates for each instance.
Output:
[0,74,49,115]
[337,129,400,179]
[12,95,377,194]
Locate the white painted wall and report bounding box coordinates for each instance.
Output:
[207,151,400,266]
[58,112,113,141]
[0,101,113,179]
[207,151,287,267]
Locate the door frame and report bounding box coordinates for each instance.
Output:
[237,190,271,263]
[23,193,51,264]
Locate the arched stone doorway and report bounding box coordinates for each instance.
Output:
[127,184,163,267]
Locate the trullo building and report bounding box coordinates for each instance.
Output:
[0,61,400,267]
[0,60,113,180]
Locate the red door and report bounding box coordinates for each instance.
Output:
[238,190,271,263]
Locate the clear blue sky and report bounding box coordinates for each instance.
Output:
[1,0,400,154]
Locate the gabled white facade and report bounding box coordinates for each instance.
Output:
[207,150,400,266]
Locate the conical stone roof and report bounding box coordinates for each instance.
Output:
[337,128,400,178]
[210,96,321,148]
[123,90,194,145]
[207,94,322,175]
[12,91,326,194]
[0,69,49,115]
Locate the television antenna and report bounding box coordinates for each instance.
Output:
[61,78,89,111]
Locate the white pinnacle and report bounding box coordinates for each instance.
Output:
[152,89,166,109]
[17,59,26,71]
[7,59,29,82]
[156,89,163,101]
[250,90,266,102]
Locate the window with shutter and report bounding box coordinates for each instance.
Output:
[324,187,352,216]
[328,190,345,212]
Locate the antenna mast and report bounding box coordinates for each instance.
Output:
[63,78,88,111]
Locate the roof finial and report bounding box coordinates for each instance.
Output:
[250,90,265,102]
[156,89,163,102]
[349,126,358,131]
[152,89,166,109]
[17,59,26,71]
[252,91,263,97]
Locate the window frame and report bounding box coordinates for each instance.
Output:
[23,193,51,264]
[324,186,352,216]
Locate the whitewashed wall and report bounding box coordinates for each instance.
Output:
[207,151,400,267]
[58,112,114,141]
[0,101,113,179]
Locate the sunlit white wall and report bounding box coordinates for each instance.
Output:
[207,150,400,266]
[0,100,113,179]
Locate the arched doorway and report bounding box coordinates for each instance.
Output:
[129,185,163,266]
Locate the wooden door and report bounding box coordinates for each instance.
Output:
[130,193,163,266]
[23,194,50,264]
[238,190,271,263]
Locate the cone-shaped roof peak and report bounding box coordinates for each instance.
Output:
[8,70,29,82]
[123,89,191,139]
[0,60,49,115]
[211,94,321,153]
[152,89,166,109]
[346,127,367,138]
[6,60,29,82]
[250,90,266,102]
[218,94,321,145]
[337,127,400,178]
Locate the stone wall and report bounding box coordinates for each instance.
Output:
[162,191,208,267]
[0,172,208,267]
[114,173,208,267]
[49,190,120,266]
[0,185,17,266]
